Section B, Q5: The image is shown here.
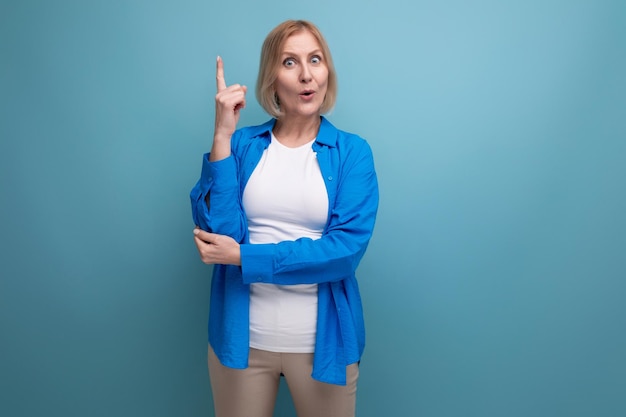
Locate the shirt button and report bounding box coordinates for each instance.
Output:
[328,176,333,181]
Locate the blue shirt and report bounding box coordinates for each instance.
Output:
[190,116,379,385]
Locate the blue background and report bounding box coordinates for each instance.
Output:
[1,1,625,416]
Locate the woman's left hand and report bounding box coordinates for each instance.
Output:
[193,228,241,266]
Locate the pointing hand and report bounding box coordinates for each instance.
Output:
[214,56,247,139]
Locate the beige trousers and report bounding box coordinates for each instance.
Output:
[208,346,359,417]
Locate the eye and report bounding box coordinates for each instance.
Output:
[311,55,322,64]
[283,58,296,67]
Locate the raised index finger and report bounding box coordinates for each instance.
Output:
[216,56,227,92]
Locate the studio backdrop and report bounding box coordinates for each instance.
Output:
[1,1,625,416]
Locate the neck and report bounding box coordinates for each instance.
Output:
[273,115,321,147]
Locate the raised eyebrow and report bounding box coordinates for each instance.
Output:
[281,49,324,59]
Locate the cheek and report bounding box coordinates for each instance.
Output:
[275,74,298,92]
[317,69,329,87]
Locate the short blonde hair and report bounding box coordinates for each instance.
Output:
[256,20,337,118]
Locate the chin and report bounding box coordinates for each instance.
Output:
[302,102,324,115]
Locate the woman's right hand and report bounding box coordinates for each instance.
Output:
[211,56,247,161]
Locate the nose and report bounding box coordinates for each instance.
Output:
[300,63,312,83]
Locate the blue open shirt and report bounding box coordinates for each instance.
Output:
[190,116,379,385]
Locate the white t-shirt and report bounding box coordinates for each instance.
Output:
[242,132,329,353]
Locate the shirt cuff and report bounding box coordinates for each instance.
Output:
[200,153,238,191]
[240,243,276,284]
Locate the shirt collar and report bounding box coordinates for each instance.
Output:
[251,116,338,148]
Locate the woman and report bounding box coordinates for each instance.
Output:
[191,20,378,417]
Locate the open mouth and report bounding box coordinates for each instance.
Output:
[300,90,315,97]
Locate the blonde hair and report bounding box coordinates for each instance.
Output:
[256,20,337,118]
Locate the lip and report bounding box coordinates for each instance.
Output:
[299,90,316,100]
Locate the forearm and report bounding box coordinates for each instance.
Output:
[240,228,373,285]
[191,152,247,241]
[208,133,232,162]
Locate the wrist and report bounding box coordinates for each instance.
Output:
[209,134,232,162]
[213,131,233,143]
[231,245,241,266]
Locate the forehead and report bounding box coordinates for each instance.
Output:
[281,30,322,53]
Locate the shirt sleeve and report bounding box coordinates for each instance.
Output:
[240,140,379,285]
[190,152,247,242]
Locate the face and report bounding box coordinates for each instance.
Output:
[274,30,329,119]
